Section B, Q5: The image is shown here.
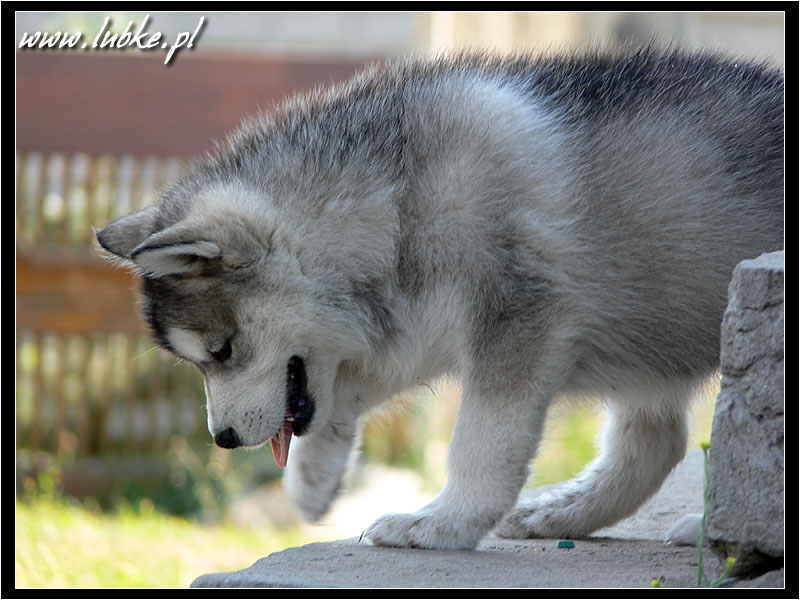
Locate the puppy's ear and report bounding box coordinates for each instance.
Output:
[130,223,222,277]
[96,210,221,276]
[97,209,259,277]
[95,207,158,261]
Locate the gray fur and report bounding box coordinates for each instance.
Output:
[97,48,783,550]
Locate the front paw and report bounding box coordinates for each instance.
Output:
[365,510,487,550]
[282,440,344,522]
[283,462,333,522]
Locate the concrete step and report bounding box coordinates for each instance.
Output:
[191,449,783,588]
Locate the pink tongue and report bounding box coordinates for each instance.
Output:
[270,418,293,468]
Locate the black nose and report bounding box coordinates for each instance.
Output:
[214,427,241,449]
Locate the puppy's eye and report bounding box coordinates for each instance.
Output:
[210,339,232,363]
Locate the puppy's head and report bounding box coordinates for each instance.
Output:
[96,179,389,467]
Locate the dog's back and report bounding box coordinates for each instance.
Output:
[383,50,784,389]
[515,50,784,387]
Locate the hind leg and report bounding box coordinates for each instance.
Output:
[496,385,692,539]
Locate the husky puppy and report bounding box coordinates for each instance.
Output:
[97,49,783,550]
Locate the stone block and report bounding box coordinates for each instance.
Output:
[706,251,784,576]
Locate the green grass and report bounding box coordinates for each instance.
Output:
[696,443,737,588]
[15,497,306,588]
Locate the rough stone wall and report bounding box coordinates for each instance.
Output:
[707,251,784,576]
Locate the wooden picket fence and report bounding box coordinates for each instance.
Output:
[16,152,210,456]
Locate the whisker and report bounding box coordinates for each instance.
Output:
[133,345,160,360]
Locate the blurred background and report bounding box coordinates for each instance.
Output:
[15,11,785,588]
